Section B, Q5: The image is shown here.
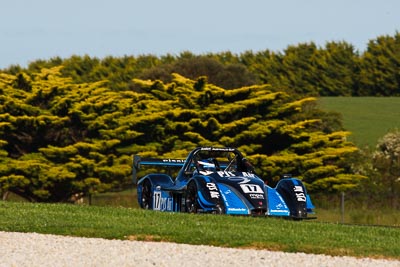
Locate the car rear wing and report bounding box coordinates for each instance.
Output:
[132,155,186,184]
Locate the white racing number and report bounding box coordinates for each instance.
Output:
[153,191,162,210]
[240,184,263,194]
[294,185,306,202]
[206,182,220,198]
[153,191,173,211]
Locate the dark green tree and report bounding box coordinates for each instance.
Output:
[315,41,358,96]
[357,32,400,96]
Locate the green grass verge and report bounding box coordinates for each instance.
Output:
[317,97,400,147]
[88,190,399,226]
[11,189,396,226]
[1,201,399,259]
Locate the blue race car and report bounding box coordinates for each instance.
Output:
[133,147,315,219]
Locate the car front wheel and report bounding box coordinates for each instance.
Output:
[185,181,199,213]
[141,180,152,209]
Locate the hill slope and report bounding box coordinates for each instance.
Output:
[318,97,400,147]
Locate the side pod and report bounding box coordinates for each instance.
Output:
[275,178,314,219]
[191,176,225,214]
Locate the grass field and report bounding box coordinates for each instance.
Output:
[6,189,400,226]
[100,191,400,226]
[1,201,399,259]
[317,97,400,147]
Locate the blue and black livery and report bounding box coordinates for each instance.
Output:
[133,147,315,219]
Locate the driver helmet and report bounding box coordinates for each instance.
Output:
[198,159,216,172]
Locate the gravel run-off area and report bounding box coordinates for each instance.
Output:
[0,231,399,267]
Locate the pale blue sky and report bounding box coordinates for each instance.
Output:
[1,0,399,69]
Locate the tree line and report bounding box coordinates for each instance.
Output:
[0,67,364,202]
[3,32,400,97]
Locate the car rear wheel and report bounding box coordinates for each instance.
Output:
[141,180,152,209]
[186,181,199,213]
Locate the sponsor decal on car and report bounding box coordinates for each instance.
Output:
[217,171,256,178]
[162,159,185,163]
[206,182,220,198]
[227,207,247,212]
[249,193,265,199]
[217,171,236,177]
[293,186,306,202]
[242,172,256,178]
[270,209,290,213]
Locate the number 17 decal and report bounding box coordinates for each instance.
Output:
[240,184,263,193]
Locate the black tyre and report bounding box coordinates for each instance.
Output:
[141,180,152,209]
[185,181,199,213]
[213,204,224,215]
